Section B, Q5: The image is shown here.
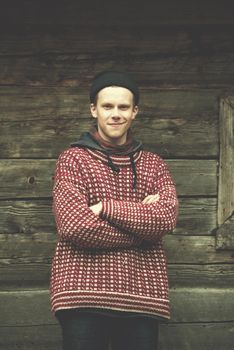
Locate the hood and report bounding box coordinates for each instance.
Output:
[71,132,143,189]
[71,132,142,155]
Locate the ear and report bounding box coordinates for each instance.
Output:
[90,103,97,119]
[131,105,139,120]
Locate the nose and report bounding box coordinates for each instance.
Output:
[111,106,120,119]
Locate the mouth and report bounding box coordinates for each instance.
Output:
[108,122,126,126]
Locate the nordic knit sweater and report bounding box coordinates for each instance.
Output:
[50,137,178,319]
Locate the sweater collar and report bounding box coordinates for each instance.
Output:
[71,130,143,189]
[89,126,135,155]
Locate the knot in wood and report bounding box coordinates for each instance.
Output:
[28,176,35,184]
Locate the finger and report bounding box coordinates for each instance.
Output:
[143,194,160,204]
[142,195,154,204]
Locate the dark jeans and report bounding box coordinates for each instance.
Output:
[57,309,159,350]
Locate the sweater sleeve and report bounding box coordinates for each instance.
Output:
[52,150,143,250]
[100,158,178,243]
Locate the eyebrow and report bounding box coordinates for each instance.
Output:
[101,102,131,107]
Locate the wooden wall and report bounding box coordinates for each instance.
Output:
[0,1,234,349]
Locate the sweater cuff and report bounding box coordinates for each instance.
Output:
[101,199,114,221]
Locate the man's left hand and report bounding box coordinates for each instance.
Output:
[89,202,102,215]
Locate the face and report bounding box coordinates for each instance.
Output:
[90,86,138,145]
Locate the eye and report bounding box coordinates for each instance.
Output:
[103,104,112,110]
[120,105,129,111]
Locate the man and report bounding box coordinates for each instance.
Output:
[50,71,178,350]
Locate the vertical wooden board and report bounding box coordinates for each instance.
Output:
[218,98,234,225]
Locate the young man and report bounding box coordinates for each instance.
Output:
[50,71,178,350]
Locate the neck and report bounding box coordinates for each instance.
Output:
[90,126,134,153]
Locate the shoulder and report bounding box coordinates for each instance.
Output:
[141,150,169,168]
[55,148,91,171]
[57,147,88,162]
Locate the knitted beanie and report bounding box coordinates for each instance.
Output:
[89,71,139,104]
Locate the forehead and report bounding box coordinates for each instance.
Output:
[97,86,134,104]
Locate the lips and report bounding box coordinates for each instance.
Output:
[108,122,125,126]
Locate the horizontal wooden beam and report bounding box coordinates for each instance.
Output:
[0,87,218,121]
[0,115,218,159]
[0,52,234,87]
[0,262,233,290]
[0,288,233,326]
[0,88,219,158]
[0,26,234,57]
[0,198,217,235]
[0,159,218,198]
[0,321,233,350]
[0,234,233,264]
[159,321,234,350]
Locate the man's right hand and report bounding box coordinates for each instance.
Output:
[142,194,160,204]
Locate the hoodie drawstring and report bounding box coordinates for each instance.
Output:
[130,154,137,189]
[107,154,137,190]
[107,155,120,173]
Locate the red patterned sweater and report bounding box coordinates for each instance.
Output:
[50,143,178,319]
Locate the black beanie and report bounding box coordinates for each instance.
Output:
[89,71,139,104]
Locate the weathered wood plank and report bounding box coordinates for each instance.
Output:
[0,288,233,326]
[0,322,234,350]
[0,87,89,121]
[0,324,62,350]
[0,322,233,350]
[168,263,234,288]
[0,200,55,234]
[0,159,218,198]
[0,262,233,290]
[0,198,217,235]
[1,52,234,87]
[164,235,234,264]
[166,160,217,196]
[0,115,218,158]
[159,322,234,350]
[1,26,234,57]
[0,88,219,158]
[217,98,234,225]
[0,87,218,121]
[174,197,217,234]
[0,234,233,264]
[0,262,50,289]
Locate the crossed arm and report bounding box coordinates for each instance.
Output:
[90,194,160,215]
[53,150,178,250]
